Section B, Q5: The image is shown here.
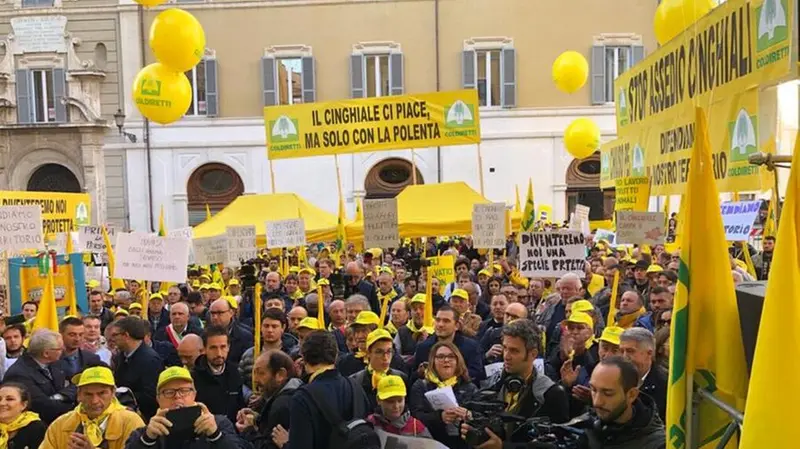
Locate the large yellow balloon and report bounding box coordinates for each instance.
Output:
[132,63,192,125]
[552,51,589,94]
[134,0,168,6]
[654,0,715,45]
[564,118,600,159]
[149,8,206,73]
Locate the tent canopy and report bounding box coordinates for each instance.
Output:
[193,193,338,243]
[346,182,521,240]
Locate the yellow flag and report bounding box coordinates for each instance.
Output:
[764,185,778,237]
[514,185,521,213]
[102,225,126,291]
[32,266,59,332]
[253,281,263,359]
[423,267,434,332]
[606,271,619,327]
[521,178,535,232]
[205,203,212,221]
[316,285,325,328]
[158,205,166,237]
[667,108,749,449]
[739,133,800,449]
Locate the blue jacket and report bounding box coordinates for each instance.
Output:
[413,332,484,383]
[634,313,656,333]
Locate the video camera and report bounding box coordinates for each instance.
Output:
[520,417,585,449]
[461,392,520,447]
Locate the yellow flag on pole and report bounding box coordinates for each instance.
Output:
[32,265,59,332]
[514,185,521,213]
[667,108,749,449]
[205,203,212,222]
[740,133,800,449]
[102,225,126,291]
[521,179,535,232]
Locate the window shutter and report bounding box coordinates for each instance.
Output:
[350,54,364,98]
[500,48,516,108]
[462,50,476,89]
[590,45,606,105]
[301,56,316,103]
[15,69,32,124]
[389,52,403,96]
[261,56,276,107]
[204,59,219,117]
[53,68,67,122]
[632,45,645,66]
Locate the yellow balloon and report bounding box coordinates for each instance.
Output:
[552,51,589,94]
[134,0,168,6]
[654,0,715,45]
[132,63,192,125]
[564,118,600,160]
[149,8,206,73]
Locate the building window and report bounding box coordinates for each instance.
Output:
[277,58,303,105]
[21,0,53,7]
[187,163,244,226]
[365,55,390,97]
[476,50,501,107]
[604,46,631,103]
[31,69,55,123]
[185,60,207,116]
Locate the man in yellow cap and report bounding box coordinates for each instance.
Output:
[226,278,241,297]
[395,294,429,360]
[145,292,169,336]
[350,329,408,410]
[207,283,222,303]
[551,312,597,399]
[41,365,144,449]
[335,311,381,377]
[127,366,247,448]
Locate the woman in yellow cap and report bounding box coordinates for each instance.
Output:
[0,383,45,449]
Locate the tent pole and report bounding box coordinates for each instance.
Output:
[269,160,277,194]
[477,143,485,196]
[411,150,418,185]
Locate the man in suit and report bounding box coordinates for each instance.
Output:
[620,327,667,421]
[53,316,102,380]
[153,302,202,349]
[108,316,164,420]
[4,329,75,424]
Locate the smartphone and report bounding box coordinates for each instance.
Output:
[166,405,202,440]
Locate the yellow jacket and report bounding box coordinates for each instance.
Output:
[40,408,145,449]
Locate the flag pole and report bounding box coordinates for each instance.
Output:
[269,160,277,194]
[411,150,418,185]
[477,143,485,196]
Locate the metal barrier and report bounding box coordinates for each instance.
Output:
[692,388,744,449]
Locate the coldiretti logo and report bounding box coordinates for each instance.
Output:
[632,144,646,177]
[757,0,789,51]
[445,100,474,128]
[75,202,89,226]
[729,109,758,162]
[140,78,161,97]
[270,115,300,145]
[617,88,628,126]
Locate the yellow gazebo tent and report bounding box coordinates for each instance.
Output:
[193,193,338,244]
[345,182,521,240]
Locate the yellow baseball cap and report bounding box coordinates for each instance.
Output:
[478,269,492,277]
[379,266,394,276]
[157,366,194,391]
[191,280,201,288]
[409,293,426,305]
[208,283,221,291]
[129,303,142,311]
[223,296,238,310]
[566,311,594,328]
[377,375,406,400]
[297,317,321,330]
[72,366,116,388]
[200,283,210,291]
[289,266,301,274]
[352,311,381,327]
[451,289,468,301]
[492,264,503,273]
[317,278,330,287]
[228,279,240,286]
[599,326,625,346]
[299,267,316,276]
[114,309,129,317]
[86,280,100,289]
[366,328,393,350]
[150,293,164,301]
[646,264,664,274]
[570,300,594,314]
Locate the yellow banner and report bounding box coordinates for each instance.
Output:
[614,177,651,211]
[427,255,455,293]
[602,88,763,194]
[19,263,77,307]
[264,90,481,160]
[0,191,91,234]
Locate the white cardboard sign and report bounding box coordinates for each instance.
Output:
[363,199,399,249]
[519,231,586,278]
[0,206,43,251]
[226,225,257,265]
[616,211,666,245]
[472,203,506,249]
[78,225,116,253]
[265,219,306,249]
[169,227,195,264]
[114,232,190,282]
[193,235,227,265]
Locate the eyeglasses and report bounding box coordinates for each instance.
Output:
[159,387,195,399]
[434,354,457,361]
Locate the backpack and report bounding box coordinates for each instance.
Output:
[306,378,381,449]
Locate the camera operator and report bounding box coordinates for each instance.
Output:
[461,319,569,449]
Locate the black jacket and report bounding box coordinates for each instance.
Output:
[335,351,408,378]
[150,340,182,367]
[53,348,102,381]
[125,414,250,449]
[147,308,171,334]
[408,378,478,449]
[7,418,46,449]
[4,353,75,424]
[113,342,163,420]
[484,370,570,425]
[348,279,380,314]
[286,369,370,449]
[191,355,246,424]
[349,368,408,412]
[241,378,303,449]
[227,322,255,365]
[641,364,668,422]
[582,395,666,449]
[93,307,115,333]
[479,325,504,364]
[153,323,203,348]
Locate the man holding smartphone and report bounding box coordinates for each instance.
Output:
[125,366,249,449]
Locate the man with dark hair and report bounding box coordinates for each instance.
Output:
[192,325,245,424]
[239,308,299,393]
[413,305,484,382]
[208,298,254,364]
[108,316,164,420]
[55,316,101,380]
[238,350,302,449]
[583,356,665,448]
[287,331,371,449]
[87,289,115,332]
[2,324,26,371]
[755,235,776,280]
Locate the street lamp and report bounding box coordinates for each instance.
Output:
[113,109,138,143]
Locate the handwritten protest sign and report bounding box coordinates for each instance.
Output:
[169,227,195,264]
[265,219,306,249]
[363,199,399,249]
[614,177,651,212]
[193,235,227,265]
[616,211,666,245]
[114,232,190,282]
[79,225,116,253]
[0,206,43,251]
[519,231,586,278]
[427,255,455,292]
[720,200,761,241]
[472,203,506,249]
[226,226,257,265]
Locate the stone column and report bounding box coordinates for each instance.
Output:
[173,192,189,228]
[80,126,107,225]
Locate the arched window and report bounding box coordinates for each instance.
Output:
[364,158,423,199]
[27,163,81,193]
[565,151,614,221]
[187,163,244,226]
